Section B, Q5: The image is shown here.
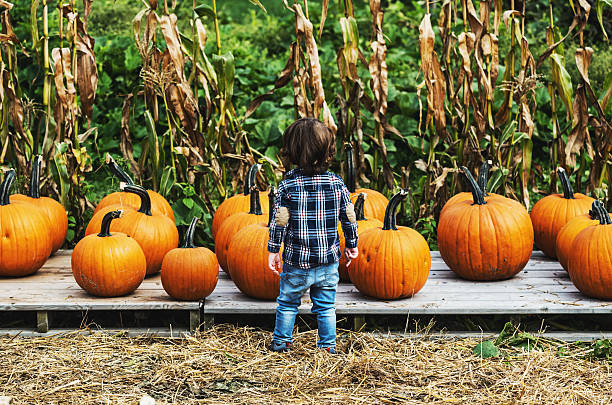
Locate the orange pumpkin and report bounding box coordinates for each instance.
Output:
[85,203,136,236]
[438,166,534,280]
[567,203,612,300]
[161,217,219,300]
[212,163,269,238]
[72,210,146,297]
[441,160,502,216]
[94,154,174,221]
[215,187,270,273]
[345,144,388,221]
[110,184,179,275]
[10,155,68,254]
[556,200,606,270]
[0,170,53,277]
[530,167,594,258]
[349,190,431,299]
[338,193,383,282]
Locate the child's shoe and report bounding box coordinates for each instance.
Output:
[269,341,291,353]
[322,346,337,354]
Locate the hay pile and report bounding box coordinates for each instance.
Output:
[0,326,610,404]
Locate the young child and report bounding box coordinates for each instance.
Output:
[267,118,359,354]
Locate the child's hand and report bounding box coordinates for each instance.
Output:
[344,247,358,267]
[268,253,282,276]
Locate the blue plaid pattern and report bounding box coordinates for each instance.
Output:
[268,169,358,269]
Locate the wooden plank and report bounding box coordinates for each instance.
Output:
[37,311,49,333]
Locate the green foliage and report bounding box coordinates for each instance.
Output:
[473,340,500,358]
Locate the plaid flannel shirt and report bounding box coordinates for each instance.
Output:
[268,169,358,269]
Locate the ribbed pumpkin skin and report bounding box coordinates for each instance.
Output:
[530,193,594,258]
[111,214,179,275]
[350,189,387,222]
[94,190,175,221]
[438,197,534,280]
[211,192,269,239]
[226,223,281,300]
[556,213,601,270]
[71,233,146,297]
[84,204,136,236]
[10,195,68,254]
[567,224,612,300]
[161,247,219,300]
[0,202,53,276]
[215,212,267,272]
[338,218,382,281]
[349,226,431,299]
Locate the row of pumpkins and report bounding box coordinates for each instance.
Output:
[0,154,610,301]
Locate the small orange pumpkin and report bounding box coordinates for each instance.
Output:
[530,167,594,258]
[161,217,219,300]
[72,210,146,297]
[94,154,174,221]
[345,144,388,221]
[10,155,68,254]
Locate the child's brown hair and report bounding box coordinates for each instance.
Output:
[281,118,336,176]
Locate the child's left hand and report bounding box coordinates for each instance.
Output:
[268,252,282,276]
[344,247,358,267]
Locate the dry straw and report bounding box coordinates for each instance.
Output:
[0,325,610,404]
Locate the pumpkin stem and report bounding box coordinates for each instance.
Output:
[29,155,42,199]
[243,163,262,196]
[182,217,199,248]
[354,193,366,221]
[248,186,263,215]
[345,143,356,193]
[120,183,152,216]
[98,210,123,237]
[267,187,276,228]
[477,160,491,197]
[557,167,574,199]
[382,189,408,231]
[460,166,486,205]
[596,201,612,225]
[106,153,135,185]
[0,169,16,206]
[589,200,603,220]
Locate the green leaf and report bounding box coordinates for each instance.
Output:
[30,0,40,51]
[194,4,215,19]
[159,166,175,197]
[212,51,235,100]
[596,0,611,41]
[473,341,500,358]
[499,120,517,145]
[512,131,530,145]
[246,0,267,13]
[182,197,194,209]
[550,53,573,118]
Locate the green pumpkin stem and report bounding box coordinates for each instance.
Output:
[106,154,135,185]
[354,193,366,221]
[243,163,262,196]
[182,217,199,248]
[29,155,42,199]
[460,166,486,205]
[382,189,408,231]
[121,184,152,216]
[98,210,123,237]
[345,144,356,193]
[267,187,276,228]
[0,169,16,206]
[557,167,575,199]
[248,186,263,215]
[477,160,491,197]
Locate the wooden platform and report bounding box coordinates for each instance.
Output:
[1,250,611,335]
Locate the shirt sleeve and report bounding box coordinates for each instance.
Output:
[339,184,359,249]
[267,181,289,253]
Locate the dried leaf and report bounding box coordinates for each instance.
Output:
[318,0,329,38]
[159,13,185,82]
[120,93,141,179]
[565,85,589,167]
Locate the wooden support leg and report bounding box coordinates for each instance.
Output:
[37,311,49,333]
[189,310,201,333]
[201,315,214,330]
[353,315,366,331]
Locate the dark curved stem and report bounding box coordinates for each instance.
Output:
[345,143,356,193]
[243,163,262,196]
[382,189,408,231]
[477,160,491,197]
[267,187,276,228]
[589,200,604,220]
[596,202,612,225]
[248,186,263,215]
[460,166,486,205]
[29,155,42,199]
[181,217,199,248]
[121,184,152,216]
[354,193,366,221]
[98,210,123,237]
[0,169,16,206]
[106,153,135,185]
[558,167,574,199]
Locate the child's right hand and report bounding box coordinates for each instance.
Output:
[268,252,282,276]
[345,247,358,267]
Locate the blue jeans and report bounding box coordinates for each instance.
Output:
[273,262,339,348]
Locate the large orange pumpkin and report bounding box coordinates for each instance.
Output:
[212,163,269,239]
[530,167,594,258]
[567,203,612,300]
[226,200,281,300]
[349,190,431,299]
[215,187,270,273]
[556,200,606,270]
[110,184,179,275]
[438,167,534,281]
[85,203,136,236]
[338,193,383,282]
[441,161,501,216]
[161,217,219,300]
[94,154,174,221]
[72,210,146,297]
[345,144,388,221]
[0,170,53,277]
[10,155,68,254]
